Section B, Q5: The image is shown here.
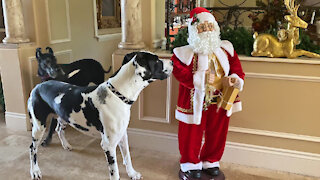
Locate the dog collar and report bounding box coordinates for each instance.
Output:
[40,74,51,82]
[106,82,134,105]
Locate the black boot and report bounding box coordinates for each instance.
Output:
[179,169,213,180]
[203,167,225,180]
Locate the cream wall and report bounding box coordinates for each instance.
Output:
[141,0,166,49]
[141,0,155,48]
[155,0,165,42]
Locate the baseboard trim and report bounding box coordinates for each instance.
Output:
[229,126,320,143]
[5,112,28,131]
[127,128,320,177]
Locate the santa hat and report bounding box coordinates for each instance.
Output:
[189,7,216,25]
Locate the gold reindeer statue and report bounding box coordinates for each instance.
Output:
[251,0,320,58]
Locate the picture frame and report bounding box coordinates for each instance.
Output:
[96,0,121,29]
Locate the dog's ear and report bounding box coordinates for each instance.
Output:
[123,52,138,65]
[109,52,139,78]
[36,48,42,60]
[46,47,54,55]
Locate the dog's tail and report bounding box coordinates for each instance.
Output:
[104,66,112,74]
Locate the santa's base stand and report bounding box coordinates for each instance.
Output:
[213,170,225,180]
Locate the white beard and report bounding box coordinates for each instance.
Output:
[187,23,222,55]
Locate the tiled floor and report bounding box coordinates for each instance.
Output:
[0,114,318,180]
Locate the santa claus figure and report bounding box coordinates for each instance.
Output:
[171,7,245,180]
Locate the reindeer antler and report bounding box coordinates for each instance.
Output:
[284,0,300,16]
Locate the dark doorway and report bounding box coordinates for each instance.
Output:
[0,2,5,41]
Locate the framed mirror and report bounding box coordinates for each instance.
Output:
[96,0,121,30]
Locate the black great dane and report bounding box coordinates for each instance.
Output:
[36,47,111,146]
[28,51,173,180]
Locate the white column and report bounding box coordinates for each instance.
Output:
[118,0,145,49]
[196,0,201,7]
[2,0,29,44]
[197,0,211,7]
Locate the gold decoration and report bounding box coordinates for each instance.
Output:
[176,105,193,113]
[217,86,240,111]
[204,54,224,109]
[251,0,320,58]
[192,54,198,73]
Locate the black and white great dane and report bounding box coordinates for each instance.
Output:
[28,51,173,180]
[36,47,111,146]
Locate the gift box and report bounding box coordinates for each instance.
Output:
[218,86,239,110]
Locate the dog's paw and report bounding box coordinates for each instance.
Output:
[41,139,51,147]
[62,144,73,151]
[129,171,142,180]
[31,169,42,180]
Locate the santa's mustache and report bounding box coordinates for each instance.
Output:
[187,25,222,55]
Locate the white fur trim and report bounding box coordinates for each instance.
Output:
[173,46,231,77]
[181,162,203,172]
[226,101,242,117]
[193,89,204,125]
[196,48,230,78]
[202,161,220,169]
[229,73,244,91]
[197,12,216,24]
[213,48,230,76]
[175,110,194,124]
[193,71,206,90]
[192,55,207,124]
[220,40,234,57]
[175,110,201,125]
[197,54,209,71]
[173,45,194,66]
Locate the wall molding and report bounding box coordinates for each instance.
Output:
[229,126,320,143]
[45,0,71,44]
[138,77,172,123]
[5,112,27,119]
[5,112,28,131]
[240,55,320,65]
[152,39,164,49]
[246,72,320,83]
[127,128,320,177]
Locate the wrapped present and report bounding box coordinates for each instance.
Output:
[218,86,239,110]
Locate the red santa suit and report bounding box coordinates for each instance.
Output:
[172,40,245,172]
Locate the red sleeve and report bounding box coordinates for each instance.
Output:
[228,50,245,79]
[171,54,194,89]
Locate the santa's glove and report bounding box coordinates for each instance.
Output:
[228,74,244,91]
